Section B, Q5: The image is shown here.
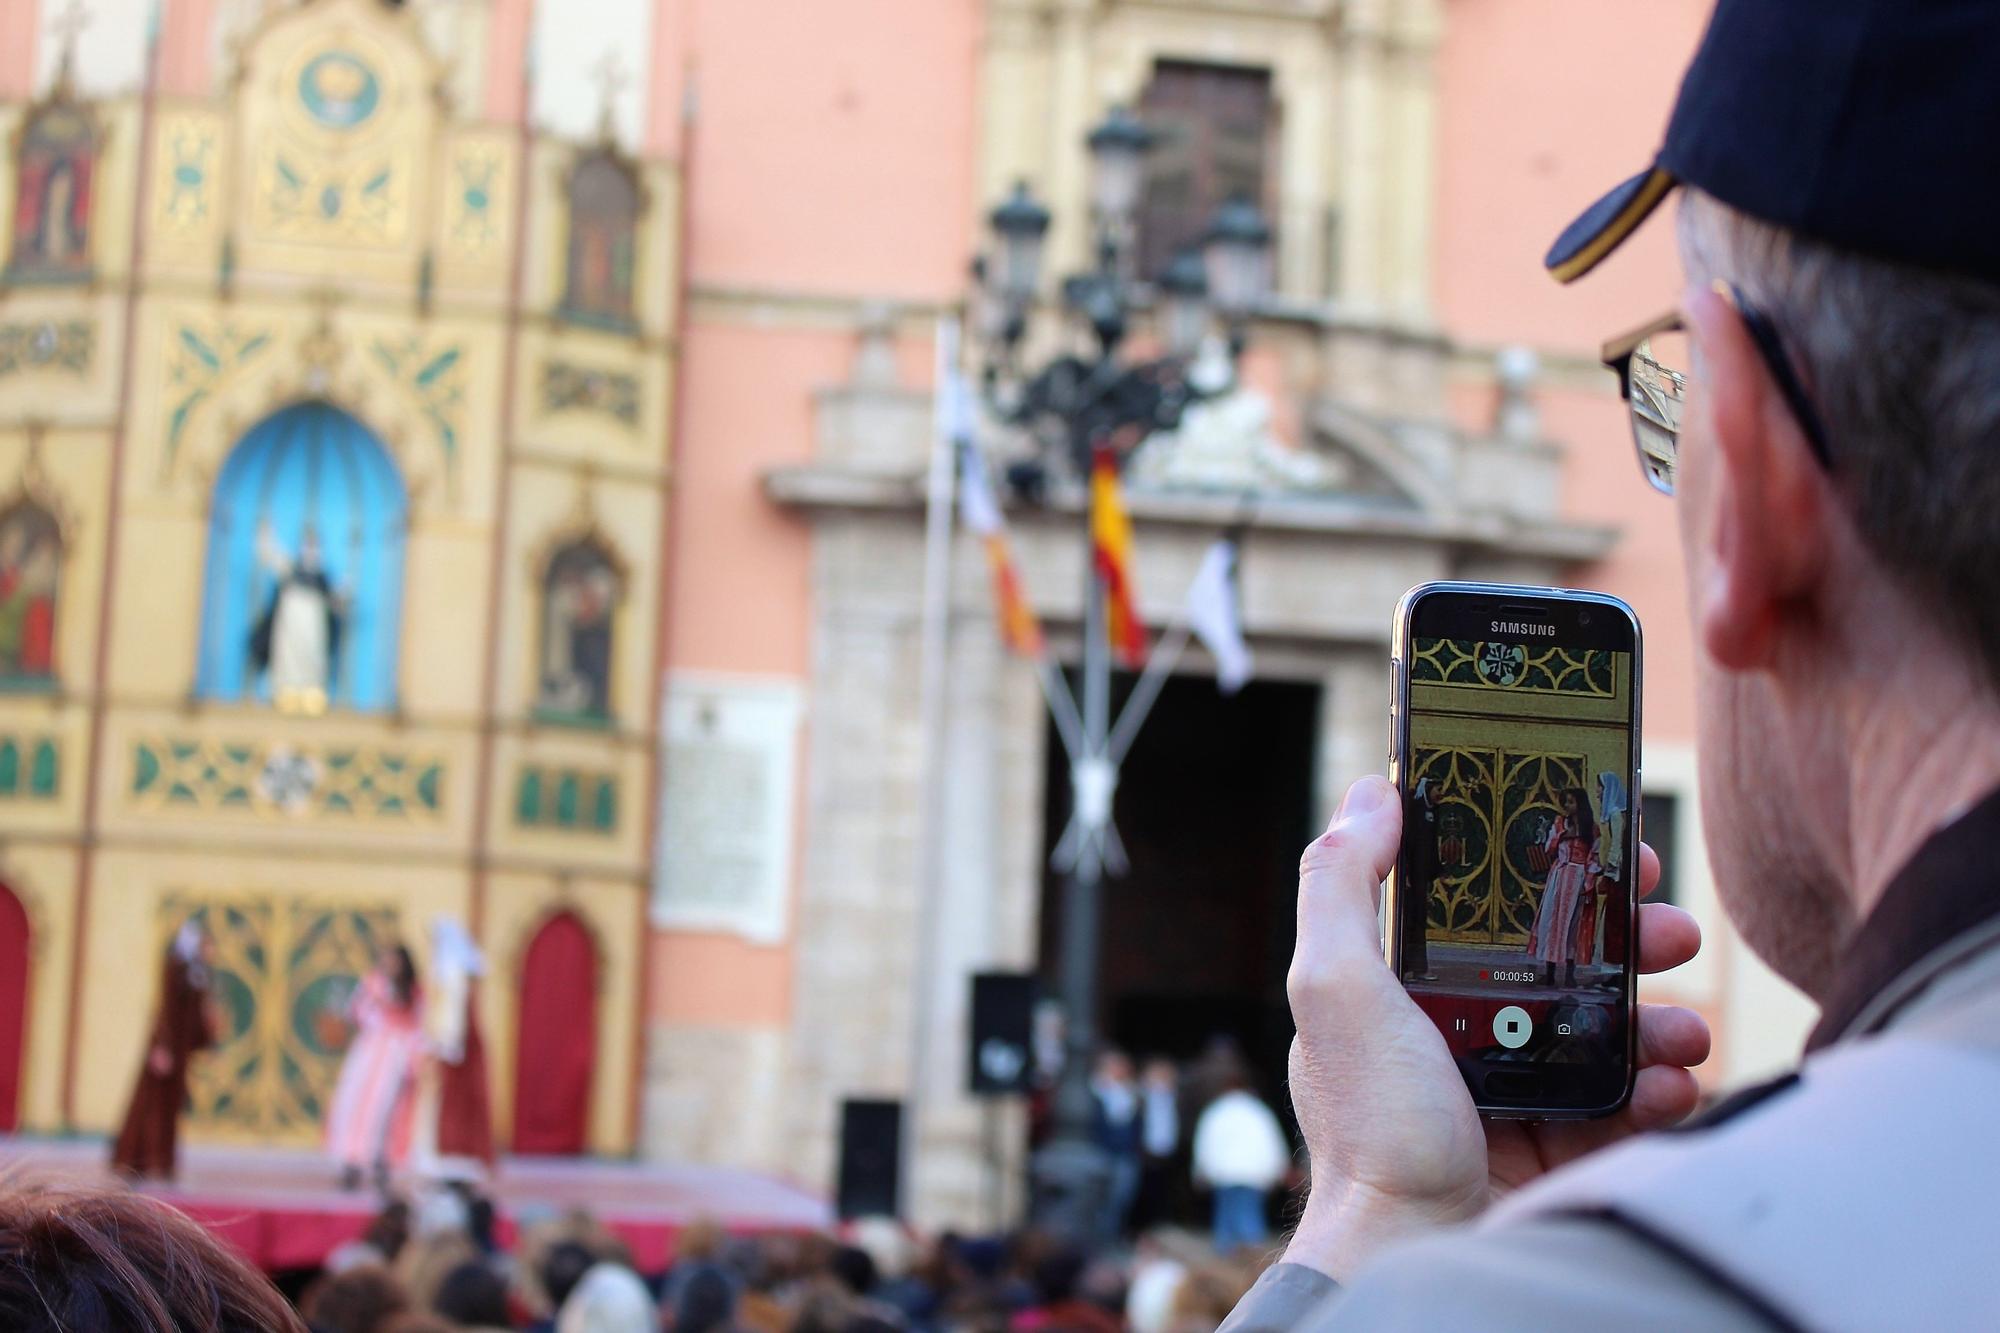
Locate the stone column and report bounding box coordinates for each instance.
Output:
[1046,0,1098,283]
[1386,0,1443,324]
[1333,0,1392,320]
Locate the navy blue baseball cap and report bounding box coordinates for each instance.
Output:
[1547,0,2000,286]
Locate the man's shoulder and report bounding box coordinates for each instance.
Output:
[1488,1032,2000,1331]
[1223,1219,1772,1333]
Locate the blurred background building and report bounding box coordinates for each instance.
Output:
[0,0,1815,1227]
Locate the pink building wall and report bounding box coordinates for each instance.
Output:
[646,0,981,1029]
[0,0,42,100]
[1435,0,1712,745]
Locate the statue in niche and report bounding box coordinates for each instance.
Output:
[560,151,640,329]
[538,541,620,722]
[250,523,346,716]
[0,504,60,682]
[7,100,97,283]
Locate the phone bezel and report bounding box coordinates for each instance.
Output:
[1387,580,1643,1119]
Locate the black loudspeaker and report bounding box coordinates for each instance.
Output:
[969,971,1036,1096]
[835,1098,902,1219]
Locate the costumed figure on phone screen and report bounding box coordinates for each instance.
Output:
[111,922,219,1180]
[1528,787,1599,987]
[325,942,425,1191]
[414,916,494,1180]
[1572,773,1628,970]
[1400,778,1443,980]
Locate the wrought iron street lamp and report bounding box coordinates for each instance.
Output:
[971,110,1272,1241]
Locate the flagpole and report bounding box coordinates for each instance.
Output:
[902,315,963,1219]
[1030,464,1116,1235]
[1104,617,1193,767]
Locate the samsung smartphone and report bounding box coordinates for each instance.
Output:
[1387,582,1642,1117]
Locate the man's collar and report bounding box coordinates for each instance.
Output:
[1807,784,2000,1050]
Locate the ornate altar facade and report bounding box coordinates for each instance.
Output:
[0,0,678,1152]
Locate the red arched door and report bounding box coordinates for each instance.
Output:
[0,884,30,1132]
[512,911,596,1154]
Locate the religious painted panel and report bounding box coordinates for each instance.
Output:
[0,502,61,687]
[6,100,98,284]
[536,540,622,724]
[559,151,640,331]
[167,894,401,1144]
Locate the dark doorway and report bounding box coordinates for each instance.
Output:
[1038,672,1321,1107]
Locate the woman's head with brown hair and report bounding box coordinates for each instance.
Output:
[0,1183,307,1332]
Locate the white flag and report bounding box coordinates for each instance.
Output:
[1187,537,1253,694]
[957,441,1004,536]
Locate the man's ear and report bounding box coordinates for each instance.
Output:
[1684,283,1830,672]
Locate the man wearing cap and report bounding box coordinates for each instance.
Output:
[1223,1,2000,1328]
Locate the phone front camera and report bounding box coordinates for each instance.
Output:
[1578,610,1593,626]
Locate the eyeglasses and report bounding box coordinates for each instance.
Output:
[1599,281,1833,495]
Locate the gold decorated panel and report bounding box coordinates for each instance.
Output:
[0,697,91,835]
[125,298,504,520]
[0,291,127,430]
[97,705,479,856]
[483,870,641,1154]
[486,729,651,876]
[1406,713,1630,947]
[432,125,518,296]
[145,101,230,273]
[512,323,672,462]
[73,847,470,1139]
[232,0,441,284]
[0,842,77,1133]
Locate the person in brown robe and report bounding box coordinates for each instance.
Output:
[111,922,218,1180]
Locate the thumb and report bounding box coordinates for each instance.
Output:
[1297,776,1402,961]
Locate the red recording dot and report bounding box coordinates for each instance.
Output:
[1480,970,1490,980]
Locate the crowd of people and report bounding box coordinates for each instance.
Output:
[0,1177,1276,1333]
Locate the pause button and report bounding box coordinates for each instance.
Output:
[1492,1005,1533,1049]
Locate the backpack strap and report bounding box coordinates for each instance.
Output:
[1488,1036,2000,1333]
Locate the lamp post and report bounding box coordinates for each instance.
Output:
[972,111,1272,1241]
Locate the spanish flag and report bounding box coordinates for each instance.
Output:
[1091,444,1147,668]
[958,443,1045,659]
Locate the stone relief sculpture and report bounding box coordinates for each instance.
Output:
[1127,337,1348,494]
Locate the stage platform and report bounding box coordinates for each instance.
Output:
[0,1137,833,1272]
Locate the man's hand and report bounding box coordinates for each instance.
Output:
[1283,775,1710,1281]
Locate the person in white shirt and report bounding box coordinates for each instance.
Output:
[1192,1070,1291,1251]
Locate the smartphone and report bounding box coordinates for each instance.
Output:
[1387,581,1641,1117]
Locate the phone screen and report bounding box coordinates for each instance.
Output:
[1393,587,1639,1114]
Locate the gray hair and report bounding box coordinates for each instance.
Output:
[1677,191,2000,691]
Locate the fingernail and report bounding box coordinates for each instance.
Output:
[1337,777,1390,821]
